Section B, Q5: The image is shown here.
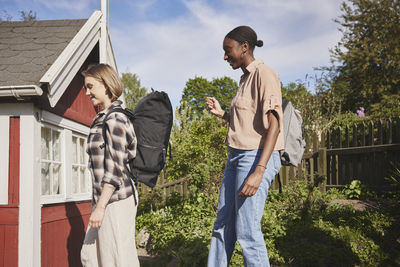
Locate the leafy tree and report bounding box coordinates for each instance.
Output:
[369,94,400,119]
[180,76,238,118]
[167,102,228,197]
[282,81,342,134]
[328,0,400,112]
[121,72,148,110]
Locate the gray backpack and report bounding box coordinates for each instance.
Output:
[276,98,306,192]
[280,97,306,166]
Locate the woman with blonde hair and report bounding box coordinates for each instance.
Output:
[80,63,139,267]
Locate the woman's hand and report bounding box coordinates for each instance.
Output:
[205,97,224,117]
[89,206,106,228]
[238,166,265,197]
[88,183,114,228]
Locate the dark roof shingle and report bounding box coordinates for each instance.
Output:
[0,19,87,87]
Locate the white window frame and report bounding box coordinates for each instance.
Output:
[71,133,91,198]
[40,124,65,203]
[40,110,91,204]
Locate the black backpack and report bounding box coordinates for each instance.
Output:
[102,91,173,188]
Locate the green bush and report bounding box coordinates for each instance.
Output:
[136,192,216,266]
[167,103,227,198]
[137,179,400,266]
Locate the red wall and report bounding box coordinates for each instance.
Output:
[0,117,20,267]
[58,74,98,126]
[46,73,98,127]
[41,202,91,267]
[35,45,100,127]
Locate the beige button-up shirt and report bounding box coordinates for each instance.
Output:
[224,59,284,151]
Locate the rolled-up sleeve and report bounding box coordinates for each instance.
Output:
[102,113,136,189]
[257,67,283,130]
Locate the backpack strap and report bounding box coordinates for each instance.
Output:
[101,108,134,148]
[101,107,138,206]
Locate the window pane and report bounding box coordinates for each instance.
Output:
[41,128,50,160]
[72,166,79,193]
[79,138,85,164]
[72,136,78,164]
[52,131,61,161]
[80,167,86,193]
[41,163,50,195]
[52,163,62,194]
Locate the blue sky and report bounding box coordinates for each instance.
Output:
[1,0,344,109]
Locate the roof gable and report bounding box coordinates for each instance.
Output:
[0,10,117,108]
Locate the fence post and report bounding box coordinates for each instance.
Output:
[352,124,358,147]
[377,120,383,145]
[318,147,327,193]
[345,125,349,148]
[368,121,374,146]
[396,117,400,143]
[361,122,366,146]
[387,118,392,144]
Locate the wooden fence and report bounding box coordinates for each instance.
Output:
[136,171,189,200]
[325,117,400,189]
[138,117,400,198]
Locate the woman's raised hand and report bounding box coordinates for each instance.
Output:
[205,97,224,118]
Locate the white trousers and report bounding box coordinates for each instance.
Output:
[81,195,139,267]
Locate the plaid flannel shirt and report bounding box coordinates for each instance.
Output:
[87,100,137,205]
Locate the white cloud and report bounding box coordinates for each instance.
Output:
[110,0,342,108]
[128,0,158,17]
[3,0,343,108]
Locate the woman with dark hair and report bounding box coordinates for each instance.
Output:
[206,26,284,267]
[80,64,139,267]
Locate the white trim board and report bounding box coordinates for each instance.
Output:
[40,110,90,135]
[41,11,102,107]
[0,116,9,204]
[19,111,41,267]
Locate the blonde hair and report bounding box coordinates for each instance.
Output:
[82,64,123,102]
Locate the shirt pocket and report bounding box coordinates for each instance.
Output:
[233,96,253,111]
[87,125,104,156]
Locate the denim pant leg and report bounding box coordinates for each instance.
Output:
[208,152,237,267]
[235,150,281,267]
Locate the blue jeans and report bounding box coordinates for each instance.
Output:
[207,148,281,267]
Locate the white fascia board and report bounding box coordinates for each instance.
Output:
[106,32,117,71]
[0,103,40,116]
[40,11,102,108]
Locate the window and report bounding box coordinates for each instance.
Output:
[39,112,91,204]
[72,135,90,195]
[41,126,63,196]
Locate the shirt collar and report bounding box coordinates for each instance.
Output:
[98,100,123,115]
[245,58,263,73]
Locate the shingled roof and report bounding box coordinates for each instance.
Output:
[0,19,87,87]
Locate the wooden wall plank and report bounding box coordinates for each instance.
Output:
[3,225,18,267]
[41,202,90,267]
[8,117,20,206]
[0,208,18,225]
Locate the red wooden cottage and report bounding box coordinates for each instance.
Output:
[0,5,117,267]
